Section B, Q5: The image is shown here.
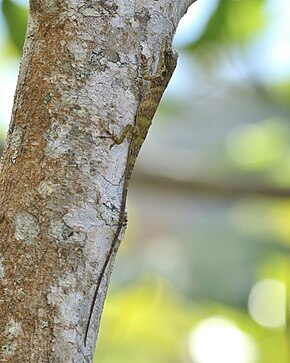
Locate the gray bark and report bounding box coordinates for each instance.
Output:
[0,0,197,362]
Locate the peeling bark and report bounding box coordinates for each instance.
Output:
[0,0,197,362]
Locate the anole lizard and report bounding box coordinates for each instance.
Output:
[84,36,178,345]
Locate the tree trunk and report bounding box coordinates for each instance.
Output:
[0,0,196,361]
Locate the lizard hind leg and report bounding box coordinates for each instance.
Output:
[112,123,138,145]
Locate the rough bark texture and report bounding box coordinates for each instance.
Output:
[0,0,196,362]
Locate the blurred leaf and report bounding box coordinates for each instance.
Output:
[257,255,289,283]
[190,0,266,49]
[95,279,200,363]
[269,82,290,107]
[226,119,288,171]
[1,0,28,54]
[94,278,288,363]
[230,198,290,247]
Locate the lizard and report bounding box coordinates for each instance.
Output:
[84,35,178,345]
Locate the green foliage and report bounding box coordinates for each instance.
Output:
[226,119,288,170]
[191,0,266,48]
[95,279,288,363]
[1,0,28,54]
[223,115,290,186]
[95,280,198,363]
[270,82,290,106]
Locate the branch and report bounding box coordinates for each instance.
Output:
[135,169,290,198]
[179,0,199,17]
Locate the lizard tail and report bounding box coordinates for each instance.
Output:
[84,206,126,345]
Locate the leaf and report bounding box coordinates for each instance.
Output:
[1,0,28,54]
[190,0,266,49]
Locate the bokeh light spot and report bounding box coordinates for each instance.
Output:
[188,317,258,363]
[248,278,286,328]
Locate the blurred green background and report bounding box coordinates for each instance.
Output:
[1,0,290,362]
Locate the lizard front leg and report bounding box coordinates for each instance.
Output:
[141,36,171,83]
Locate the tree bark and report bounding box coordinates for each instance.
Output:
[0,0,196,361]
